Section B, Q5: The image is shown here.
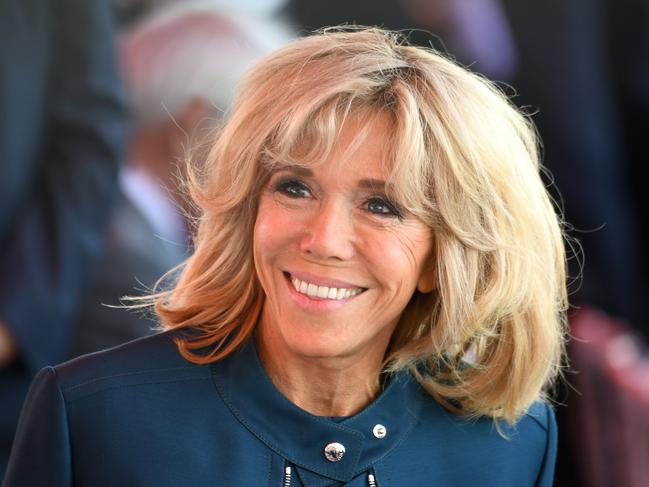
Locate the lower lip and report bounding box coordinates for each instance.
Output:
[283,273,363,312]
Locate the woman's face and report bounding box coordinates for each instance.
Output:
[253,115,434,368]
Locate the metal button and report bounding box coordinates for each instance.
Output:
[372,424,387,439]
[324,442,346,462]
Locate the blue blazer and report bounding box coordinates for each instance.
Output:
[2,333,557,486]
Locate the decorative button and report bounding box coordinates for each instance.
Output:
[372,424,387,439]
[324,442,346,462]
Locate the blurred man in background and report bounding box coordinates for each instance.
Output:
[71,1,293,355]
[0,0,128,477]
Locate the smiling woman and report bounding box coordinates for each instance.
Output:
[4,28,567,487]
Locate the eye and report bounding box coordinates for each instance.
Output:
[365,196,402,218]
[273,178,311,199]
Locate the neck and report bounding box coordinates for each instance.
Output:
[256,326,387,417]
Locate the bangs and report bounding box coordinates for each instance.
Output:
[259,96,378,169]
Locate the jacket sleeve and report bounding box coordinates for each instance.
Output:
[534,404,558,487]
[2,367,72,487]
[0,0,127,371]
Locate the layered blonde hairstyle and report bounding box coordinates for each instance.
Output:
[155,28,567,424]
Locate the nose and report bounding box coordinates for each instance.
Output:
[299,200,356,261]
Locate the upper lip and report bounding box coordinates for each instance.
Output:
[285,270,366,289]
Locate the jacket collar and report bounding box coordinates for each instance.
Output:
[211,338,422,484]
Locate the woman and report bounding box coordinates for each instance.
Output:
[3,28,566,486]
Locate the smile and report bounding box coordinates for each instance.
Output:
[290,275,366,300]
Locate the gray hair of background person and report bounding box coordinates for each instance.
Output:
[120,0,295,124]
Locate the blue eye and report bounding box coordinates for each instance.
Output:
[366,196,402,218]
[274,179,311,199]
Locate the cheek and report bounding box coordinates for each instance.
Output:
[366,226,432,289]
[254,198,284,253]
[253,197,300,279]
[253,200,280,277]
[401,231,433,276]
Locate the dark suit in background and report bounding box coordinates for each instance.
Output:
[501,0,648,331]
[0,0,127,476]
[71,190,186,357]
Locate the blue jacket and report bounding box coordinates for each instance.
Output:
[2,332,557,486]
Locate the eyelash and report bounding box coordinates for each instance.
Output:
[271,177,403,219]
[365,196,403,219]
[273,178,311,199]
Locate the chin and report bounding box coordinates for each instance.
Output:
[285,331,358,361]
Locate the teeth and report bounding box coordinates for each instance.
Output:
[290,276,364,301]
[307,283,318,296]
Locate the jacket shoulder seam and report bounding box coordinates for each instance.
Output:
[61,365,200,392]
[63,375,210,404]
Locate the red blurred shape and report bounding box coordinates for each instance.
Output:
[569,308,649,487]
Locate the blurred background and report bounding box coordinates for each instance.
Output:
[1,0,647,485]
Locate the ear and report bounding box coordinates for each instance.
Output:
[416,264,436,294]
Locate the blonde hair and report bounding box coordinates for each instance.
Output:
[155,27,567,424]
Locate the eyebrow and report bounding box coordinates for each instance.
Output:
[357,178,387,191]
[278,166,387,191]
[280,166,313,177]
